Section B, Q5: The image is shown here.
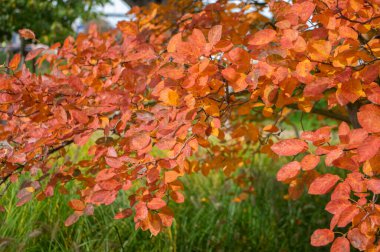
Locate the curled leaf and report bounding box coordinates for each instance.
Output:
[18,29,36,40]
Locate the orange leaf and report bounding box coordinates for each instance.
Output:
[148,213,162,236]
[367,178,380,194]
[308,40,332,61]
[357,136,380,162]
[98,179,121,191]
[9,54,21,71]
[357,104,380,133]
[164,170,180,184]
[25,48,44,61]
[18,28,35,40]
[114,208,133,219]
[276,161,301,182]
[159,88,180,106]
[339,26,358,40]
[130,132,151,150]
[295,59,314,83]
[68,199,86,211]
[347,228,372,251]
[64,213,81,226]
[170,191,184,203]
[158,206,174,227]
[147,198,167,210]
[271,139,308,156]
[330,237,350,252]
[337,205,359,227]
[167,33,182,53]
[248,29,276,46]
[310,229,334,247]
[105,157,123,168]
[301,154,320,171]
[135,201,148,221]
[308,174,340,195]
[208,25,222,45]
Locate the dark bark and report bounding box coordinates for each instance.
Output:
[123,0,165,7]
[346,102,361,129]
[286,104,351,124]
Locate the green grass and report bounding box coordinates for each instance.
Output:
[0,154,331,252]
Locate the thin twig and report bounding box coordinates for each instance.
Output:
[114,226,125,252]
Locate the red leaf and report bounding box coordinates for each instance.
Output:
[147,168,160,184]
[357,136,380,162]
[338,122,350,144]
[170,191,184,203]
[135,201,148,221]
[297,1,316,22]
[331,181,351,200]
[330,237,350,252]
[114,208,133,219]
[16,194,32,207]
[347,228,373,251]
[0,93,15,104]
[84,204,94,216]
[357,104,380,133]
[301,126,331,146]
[148,213,162,236]
[367,178,380,194]
[130,132,151,150]
[158,206,174,227]
[325,149,343,166]
[18,29,35,40]
[308,174,340,195]
[89,190,117,205]
[271,139,308,156]
[25,48,44,61]
[346,172,366,193]
[366,82,380,104]
[167,33,182,53]
[337,205,359,227]
[105,157,123,168]
[276,161,301,182]
[189,29,206,49]
[96,169,116,182]
[147,198,167,210]
[64,213,81,226]
[301,154,320,171]
[346,128,368,149]
[98,179,121,191]
[248,29,276,46]
[70,110,89,124]
[325,199,351,214]
[310,229,334,247]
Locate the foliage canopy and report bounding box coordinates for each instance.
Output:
[1,0,380,250]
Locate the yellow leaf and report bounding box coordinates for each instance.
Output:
[160,88,179,106]
[308,40,332,61]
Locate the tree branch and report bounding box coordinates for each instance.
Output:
[0,140,74,189]
[286,104,351,124]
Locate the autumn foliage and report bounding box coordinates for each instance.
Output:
[1,0,380,250]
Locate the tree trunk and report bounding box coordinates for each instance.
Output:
[347,102,361,129]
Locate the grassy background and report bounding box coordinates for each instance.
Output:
[0,155,331,252]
